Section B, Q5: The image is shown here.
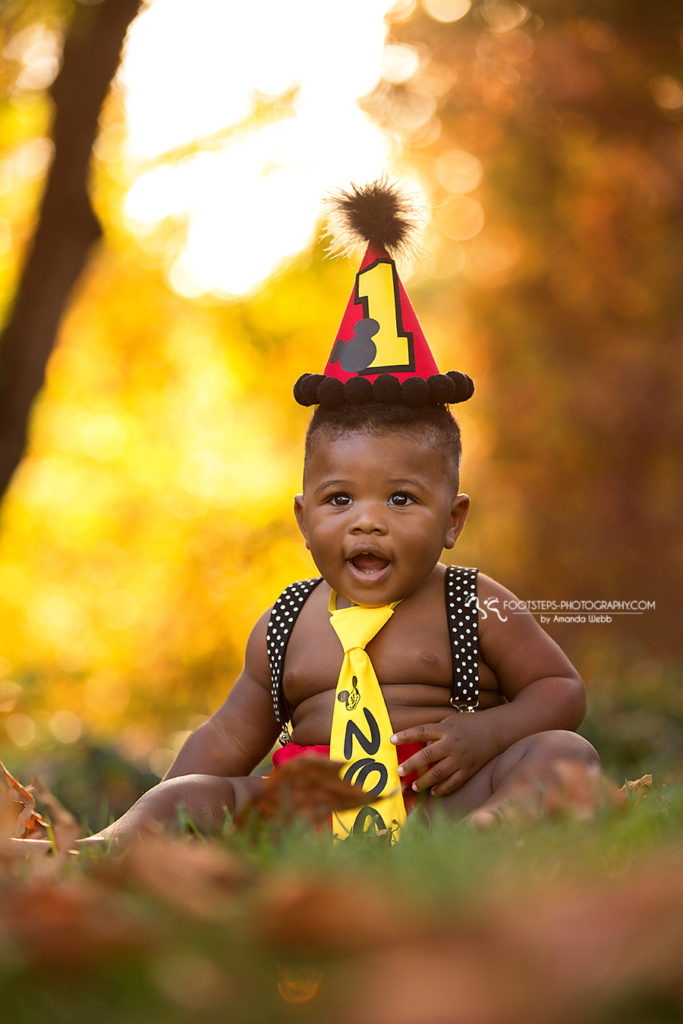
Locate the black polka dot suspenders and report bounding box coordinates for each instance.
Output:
[444,565,480,711]
[266,566,480,744]
[266,577,323,745]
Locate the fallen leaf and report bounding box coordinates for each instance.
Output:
[470,759,630,829]
[0,759,49,839]
[539,758,620,819]
[3,878,152,969]
[618,773,654,802]
[253,870,427,955]
[102,834,253,918]
[235,756,374,832]
[324,854,683,1024]
[30,775,81,856]
[151,950,233,1011]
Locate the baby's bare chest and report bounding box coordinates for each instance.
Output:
[282,605,455,707]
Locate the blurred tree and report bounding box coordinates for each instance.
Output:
[0,0,141,500]
[368,0,683,656]
[0,0,338,760]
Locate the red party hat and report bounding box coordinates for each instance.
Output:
[294,180,474,408]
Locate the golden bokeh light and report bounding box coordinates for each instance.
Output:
[650,75,683,112]
[435,149,483,194]
[3,23,60,91]
[480,0,529,33]
[5,712,36,747]
[0,679,21,713]
[423,0,472,24]
[380,43,421,84]
[441,194,485,240]
[49,709,83,744]
[118,0,401,298]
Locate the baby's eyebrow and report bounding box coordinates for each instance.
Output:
[387,477,427,491]
[312,478,352,496]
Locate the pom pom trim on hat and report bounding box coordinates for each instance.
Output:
[294,371,474,407]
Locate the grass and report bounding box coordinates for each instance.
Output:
[2,779,682,1024]
[2,651,682,1023]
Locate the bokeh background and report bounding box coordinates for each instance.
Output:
[0,0,681,829]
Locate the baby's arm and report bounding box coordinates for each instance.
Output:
[392,574,586,796]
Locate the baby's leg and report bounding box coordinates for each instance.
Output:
[82,772,265,847]
[430,730,601,825]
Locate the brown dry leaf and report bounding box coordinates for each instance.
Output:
[538,758,622,820]
[235,756,374,831]
[486,853,683,1022]
[329,937,526,1024]
[325,854,683,1024]
[30,775,81,855]
[151,950,234,1012]
[253,871,427,955]
[96,834,253,919]
[472,759,626,829]
[3,877,153,969]
[0,759,49,839]
[618,773,654,802]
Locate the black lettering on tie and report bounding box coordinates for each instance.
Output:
[352,805,387,834]
[343,707,381,759]
[343,758,388,797]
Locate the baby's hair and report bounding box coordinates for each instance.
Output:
[304,402,463,490]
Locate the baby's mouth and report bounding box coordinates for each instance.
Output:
[349,553,390,574]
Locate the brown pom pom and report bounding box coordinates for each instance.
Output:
[428,374,454,403]
[373,373,402,403]
[294,373,323,405]
[401,377,430,405]
[325,179,424,261]
[345,377,373,404]
[447,371,475,402]
[317,377,345,407]
[294,371,474,408]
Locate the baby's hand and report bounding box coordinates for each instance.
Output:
[391,713,498,796]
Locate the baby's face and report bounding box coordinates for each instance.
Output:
[294,429,469,607]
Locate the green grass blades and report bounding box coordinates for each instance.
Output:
[2,781,682,1024]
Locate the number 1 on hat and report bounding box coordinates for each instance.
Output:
[356,259,413,372]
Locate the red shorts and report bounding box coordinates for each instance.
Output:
[271,741,426,813]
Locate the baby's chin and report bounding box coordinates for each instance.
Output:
[332,578,404,610]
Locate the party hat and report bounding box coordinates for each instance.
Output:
[294,180,474,408]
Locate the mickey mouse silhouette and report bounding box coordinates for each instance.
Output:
[337,673,361,711]
[329,317,379,373]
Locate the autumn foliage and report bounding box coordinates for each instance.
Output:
[1,758,680,1023]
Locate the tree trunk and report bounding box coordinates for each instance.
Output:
[0,0,142,501]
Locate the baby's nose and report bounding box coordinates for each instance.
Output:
[350,502,388,533]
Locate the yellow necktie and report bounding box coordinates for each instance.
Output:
[328,592,407,843]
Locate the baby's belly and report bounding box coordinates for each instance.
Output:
[289,682,504,746]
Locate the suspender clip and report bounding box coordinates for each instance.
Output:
[449,699,478,713]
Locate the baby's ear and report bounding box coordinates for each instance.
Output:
[444,493,470,549]
[293,494,308,546]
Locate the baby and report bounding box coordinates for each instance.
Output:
[15,181,600,847]
[88,399,598,843]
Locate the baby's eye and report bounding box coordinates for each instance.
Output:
[328,493,352,507]
[388,492,415,507]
